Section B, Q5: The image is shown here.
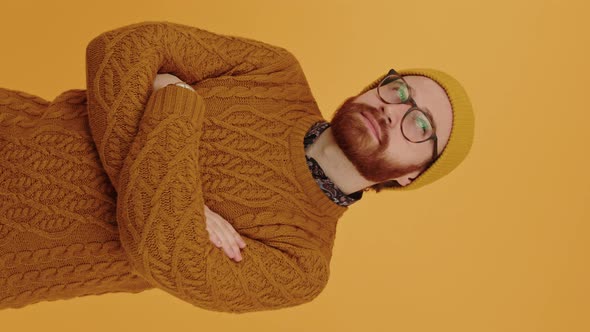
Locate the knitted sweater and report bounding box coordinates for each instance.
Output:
[0,21,349,313]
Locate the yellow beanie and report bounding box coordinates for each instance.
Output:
[359,68,475,191]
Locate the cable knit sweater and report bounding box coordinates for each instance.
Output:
[0,21,350,313]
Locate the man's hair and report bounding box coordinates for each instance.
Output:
[367,180,403,193]
[366,158,432,193]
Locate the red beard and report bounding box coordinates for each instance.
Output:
[329,96,424,184]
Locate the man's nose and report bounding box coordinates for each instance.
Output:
[380,103,409,130]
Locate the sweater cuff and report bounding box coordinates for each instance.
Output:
[148,84,202,120]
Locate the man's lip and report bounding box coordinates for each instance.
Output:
[362,112,381,143]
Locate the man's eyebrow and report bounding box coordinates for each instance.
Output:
[408,85,437,130]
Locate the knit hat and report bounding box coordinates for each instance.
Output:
[359,68,475,191]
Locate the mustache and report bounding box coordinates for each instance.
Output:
[335,96,379,118]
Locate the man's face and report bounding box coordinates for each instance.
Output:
[329,75,453,186]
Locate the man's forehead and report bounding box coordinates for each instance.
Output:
[402,76,450,113]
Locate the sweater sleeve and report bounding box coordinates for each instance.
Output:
[85,20,293,192]
[117,85,329,313]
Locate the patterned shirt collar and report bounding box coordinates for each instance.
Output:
[303,121,363,206]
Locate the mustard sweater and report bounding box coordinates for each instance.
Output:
[0,21,349,313]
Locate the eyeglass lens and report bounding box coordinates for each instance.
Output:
[378,75,433,142]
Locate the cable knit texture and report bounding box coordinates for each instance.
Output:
[0,21,348,313]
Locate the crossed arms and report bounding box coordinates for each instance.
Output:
[85,21,329,313]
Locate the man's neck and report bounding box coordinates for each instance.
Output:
[305,127,369,195]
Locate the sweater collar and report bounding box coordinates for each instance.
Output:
[289,116,361,217]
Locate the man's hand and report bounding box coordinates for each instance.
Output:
[152,73,186,92]
[204,205,246,262]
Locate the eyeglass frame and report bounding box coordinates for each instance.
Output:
[376,68,439,172]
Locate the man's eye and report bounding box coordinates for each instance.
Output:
[397,85,409,102]
[415,117,428,134]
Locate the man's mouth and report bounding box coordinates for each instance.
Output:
[361,112,381,143]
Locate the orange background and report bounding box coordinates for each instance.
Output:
[1,0,588,331]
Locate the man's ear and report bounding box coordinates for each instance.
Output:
[391,169,422,187]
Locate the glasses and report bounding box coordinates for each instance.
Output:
[377,68,438,169]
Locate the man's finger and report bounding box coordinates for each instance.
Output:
[205,205,243,261]
[217,220,243,258]
[214,219,236,258]
[225,225,246,248]
[209,233,222,247]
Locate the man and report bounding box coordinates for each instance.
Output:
[156,68,471,265]
[0,21,474,313]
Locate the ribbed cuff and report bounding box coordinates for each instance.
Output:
[146,84,202,124]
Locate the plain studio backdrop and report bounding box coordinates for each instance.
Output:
[0,0,588,331]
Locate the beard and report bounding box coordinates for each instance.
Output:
[329,95,424,184]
